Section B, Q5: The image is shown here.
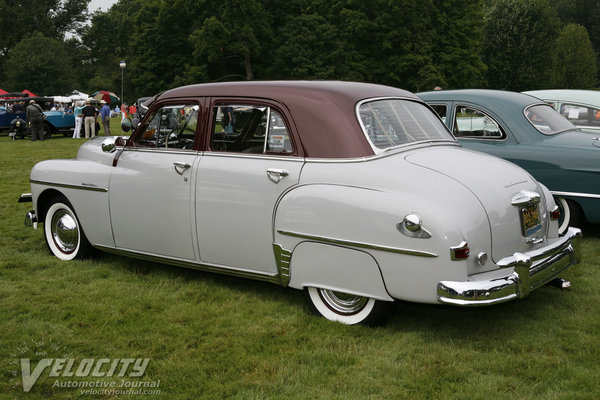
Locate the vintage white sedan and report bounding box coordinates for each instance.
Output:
[21,81,582,325]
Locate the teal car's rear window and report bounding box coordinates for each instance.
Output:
[525,104,577,135]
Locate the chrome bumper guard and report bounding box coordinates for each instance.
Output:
[437,227,582,306]
[24,210,38,229]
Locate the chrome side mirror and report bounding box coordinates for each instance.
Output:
[102,137,117,153]
[102,136,126,153]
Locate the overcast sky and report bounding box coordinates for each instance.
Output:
[88,0,119,13]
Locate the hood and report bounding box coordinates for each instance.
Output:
[405,146,547,262]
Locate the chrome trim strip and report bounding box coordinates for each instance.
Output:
[277,229,438,258]
[30,180,108,193]
[550,191,600,200]
[304,141,459,164]
[122,148,199,155]
[95,245,281,284]
[203,152,304,162]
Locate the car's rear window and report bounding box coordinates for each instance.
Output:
[524,104,577,135]
[358,99,454,151]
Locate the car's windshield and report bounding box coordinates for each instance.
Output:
[358,99,454,151]
[524,104,577,135]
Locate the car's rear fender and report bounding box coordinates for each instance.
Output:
[286,242,393,301]
[272,182,484,301]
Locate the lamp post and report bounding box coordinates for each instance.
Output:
[119,60,126,132]
[119,60,126,104]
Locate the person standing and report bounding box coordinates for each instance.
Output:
[26,100,45,141]
[82,100,97,138]
[73,101,84,138]
[100,100,111,136]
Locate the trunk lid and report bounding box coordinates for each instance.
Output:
[405,146,547,262]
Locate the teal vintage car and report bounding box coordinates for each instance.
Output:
[418,89,600,234]
[523,89,600,134]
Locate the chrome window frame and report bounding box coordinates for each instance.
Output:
[451,104,507,141]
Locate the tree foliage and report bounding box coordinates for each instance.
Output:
[4,0,600,99]
[553,24,597,88]
[3,33,75,94]
[483,0,561,91]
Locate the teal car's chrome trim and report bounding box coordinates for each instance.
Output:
[277,229,438,258]
[551,191,600,200]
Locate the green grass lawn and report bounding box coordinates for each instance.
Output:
[1,132,599,399]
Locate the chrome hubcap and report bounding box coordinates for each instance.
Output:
[318,289,368,315]
[51,210,78,253]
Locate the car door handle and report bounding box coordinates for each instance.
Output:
[173,162,192,175]
[266,168,289,183]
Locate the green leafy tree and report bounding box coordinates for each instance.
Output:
[430,0,487,89]
[127,0,204,98]
[80,0,142,100]
[3,33,75,94]
[553,24,597,88]
[190,0,272,81]
[0,0,89,82]
[483,0,560,91]
[0,0,89,56]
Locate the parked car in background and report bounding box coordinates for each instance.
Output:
[523,89,600,134]
[418,89,600,234]
[3,97,75,139]
[20,82,581,325]
[0,107,25,131]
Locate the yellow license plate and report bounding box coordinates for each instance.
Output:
[520,203,542,236]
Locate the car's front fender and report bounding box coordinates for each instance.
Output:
[31,159,114,248]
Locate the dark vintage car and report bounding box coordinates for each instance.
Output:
[2,97,75,138]
[21,82,581,325]
[418,89,600,235]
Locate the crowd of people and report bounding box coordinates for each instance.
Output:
[2,97,139,141]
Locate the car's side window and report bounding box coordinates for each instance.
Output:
[210,105,294,154]
[134,104,199,150]
[453,106,504,139]
[560,103,600,128]
[429,104,447,123]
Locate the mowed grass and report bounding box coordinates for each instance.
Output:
[1,129,600,399]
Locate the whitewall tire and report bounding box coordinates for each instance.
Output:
[307,287,387,325]
[44,198,91,260]
[555,197,580,236]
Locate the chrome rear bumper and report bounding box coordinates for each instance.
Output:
[437,227,582,306]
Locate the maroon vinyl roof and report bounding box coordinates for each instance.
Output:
[157,81,420,158]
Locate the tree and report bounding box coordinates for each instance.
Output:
[430,0,487,89]
[553,24,597,88]
[190,0,272,81]
[483,0,561,91]
[80,0,143,100]
[3,33,75,94]
[0,0,89,56]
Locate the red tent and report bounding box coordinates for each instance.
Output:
[21,89,37,97]
[0,88,8,95]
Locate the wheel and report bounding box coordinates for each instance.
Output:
[42,123,52,139]
[306,287,388,325]
[555,197,581,235]
[44,197,92,260]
